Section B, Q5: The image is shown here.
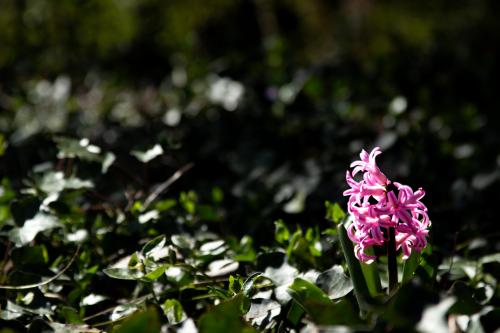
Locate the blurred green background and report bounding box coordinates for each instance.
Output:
[1,0,499,252]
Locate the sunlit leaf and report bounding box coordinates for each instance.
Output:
[144,265,167,281]
[80,294,107,307]
[55,137,102,161]
[141,235,167,260]
[102,152,116,173]
[316,265,353,299]
[274,220,289,244]
[8,213,61,247]
[287,278,359,325]
[131,144,163,163]
[110,304,140,322]
[244,299,281,327]
[402,251,421,284]
[325,201,346,224]
[162,299,186,324]
[205,259,239,277]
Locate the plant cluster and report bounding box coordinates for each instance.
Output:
[0,137,499,332]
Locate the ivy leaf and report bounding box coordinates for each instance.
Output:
[101,152,116,173]
[8,213,61,247]
[162,299,186,324]
[110,304,141,322]
[112,308,160,333]
[11,244,49,267]
[205,259,239,277]
[325,201,345,224]
[38,172,93,194]
[143,265,167,281]
[55,137,102,162]
[244,299,281,327]
[0,300,53,320]
[131,144,163,163]
[58,306,85,324]
[316,265,353,299]
[287,278,332,307]
[198,294,256,333]
[274,219,290,244]
[287,278,359,325]
[80,294,107,307]
[141,235,167,260]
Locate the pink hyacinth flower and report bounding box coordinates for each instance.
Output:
[343,147,430,263]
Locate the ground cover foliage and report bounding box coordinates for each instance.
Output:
[1,0,500,332]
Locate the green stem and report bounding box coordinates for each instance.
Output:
[387,227,397,294]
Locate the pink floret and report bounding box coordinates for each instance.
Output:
[343,147,430,263]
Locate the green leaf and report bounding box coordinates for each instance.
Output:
[283,189,306,214]
[131,144,163,163]
[197,204,219,221]
[199,240,227,256]
[11,245,49,267]
[360,247,382,296]
[38,172,93,194]
[143,265,167,281]
[402,251,421,284]
[325,201,345,224]
[112,308,160,333]
[337,223,372,312]
[8,213,61,247]
[242,272,263,297]
[0,300,52,320]
[316,265,353,299]
[80,294,107,307]
[244,299,281,327]
[171,234,194,250]
[480,252,500,264]
[141,235,166,260]
[55,137,102,162]
[274,219,290,244]
[419,246,438,281]
[286,301,304,326]
[101,152,116,173]
[110,304,140,322]
[448,282,483,315]
[288,278,332,306]
[229,275,243,295]
[162,299,186,324]
[154,199,177,212]
[58,306,84,324]
[211,187,224,203]
[10,196,40,226]
[179,191,197,214]
[103,268,144,280]
[233,236,257,263]
[205,259,239,277]
[199,294,256,333]
[287,278,359,325]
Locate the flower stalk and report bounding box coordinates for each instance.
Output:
[342,147,430,294]
[387,227,397,293]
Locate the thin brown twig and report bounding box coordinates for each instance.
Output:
[0,245,80,290]
[142,163,194,210]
